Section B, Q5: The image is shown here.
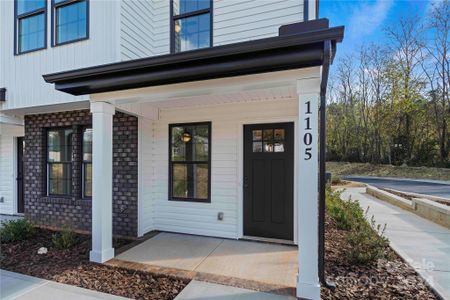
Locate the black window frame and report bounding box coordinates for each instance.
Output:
[168,122,211,203]
[170,0,213,53]
[81,126,92,199]
[51,0,89,47]
[14,0,47,55]
[46,127,74,197]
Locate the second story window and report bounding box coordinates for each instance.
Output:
[15,0,47,54]
[53,0,88,46]
[171,0,212,53]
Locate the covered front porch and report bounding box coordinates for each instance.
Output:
[42,21,344,299]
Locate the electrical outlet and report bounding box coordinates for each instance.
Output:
[218,212,224,221]
[0,197,4,203]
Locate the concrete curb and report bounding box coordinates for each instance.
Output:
[344,175,450,186]
[366,185,450,229]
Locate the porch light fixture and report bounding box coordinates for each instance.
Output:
[175,23,181,33]
[182,131,191,143]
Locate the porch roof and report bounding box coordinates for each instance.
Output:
[43,19,344,96]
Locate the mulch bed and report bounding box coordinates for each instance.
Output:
[0,228,188,300]
[1,222,439,299]
[321,215,437,299]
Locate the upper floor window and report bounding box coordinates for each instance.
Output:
[171,0,212,53]
[52,0,88,46]
[15,0,47,54]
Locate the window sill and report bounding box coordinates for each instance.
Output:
[39,196,91,206]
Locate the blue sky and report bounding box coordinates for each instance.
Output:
[320,0,433,62]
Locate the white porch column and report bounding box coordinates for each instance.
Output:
[89,101,115,263]
[296,77,321,300]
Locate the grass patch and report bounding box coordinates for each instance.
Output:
[327,161,450,181]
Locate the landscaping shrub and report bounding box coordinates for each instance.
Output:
[331,175,342,185]
[326,188,365,230]
[52,226,77,250]
[345,212,389,264]
[0,219,35,242]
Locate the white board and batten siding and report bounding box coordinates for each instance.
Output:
[0,125,24,215]
[0,0,120,111]
[139,99,298,239]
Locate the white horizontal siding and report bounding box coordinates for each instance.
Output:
[138,117,154,235]
[0,124,24,215]
[120,0,155,60]
[130,0,303,57]
[0,0,119,111]
[140,99,298,238]
[213,0,303,46]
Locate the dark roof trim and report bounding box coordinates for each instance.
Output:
[44,19,344,96]
[0,88,6,102]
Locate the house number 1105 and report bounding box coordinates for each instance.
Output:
[303,100,312,160]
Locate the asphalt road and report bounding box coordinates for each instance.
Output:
[343,176,450,198]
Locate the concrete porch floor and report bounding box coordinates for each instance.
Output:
[113,232,298,292]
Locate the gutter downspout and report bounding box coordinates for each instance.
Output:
[319,39,336,291]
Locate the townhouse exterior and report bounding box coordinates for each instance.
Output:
[0,1,343,299]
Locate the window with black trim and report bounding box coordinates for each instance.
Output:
[171,0,212,53]
[82,127,92,198]
[52,0,88,46]
[169,122,211,202]
[47,128,73,196]
[15,0,47,54]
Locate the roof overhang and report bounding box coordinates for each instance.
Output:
[43,19,344,96]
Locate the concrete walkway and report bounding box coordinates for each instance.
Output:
[341,187,450,300]
[0,270,128,300]
[175,280,296,300]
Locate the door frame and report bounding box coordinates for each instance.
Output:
[12,136,24,215]
[237,117,298,244]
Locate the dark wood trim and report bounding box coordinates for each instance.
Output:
[170,0,213,53]
[14,0,48,55]
[51,0,89,47]
[168,121,211,203]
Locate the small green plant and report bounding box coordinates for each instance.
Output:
[0,219,35,242]
[331,175,342,185]
[52,226,77,250]
[345,211,389,264]
[326,188,365,230]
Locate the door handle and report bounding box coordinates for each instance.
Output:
[244,176,249,188]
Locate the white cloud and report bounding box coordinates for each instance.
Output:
[348,0,394,37]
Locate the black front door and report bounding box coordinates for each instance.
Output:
[243,123,294,240]
[17,137,24,214]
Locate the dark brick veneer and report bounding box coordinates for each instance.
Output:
[24,110,138,237]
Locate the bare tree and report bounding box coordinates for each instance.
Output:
[422,0,450,165]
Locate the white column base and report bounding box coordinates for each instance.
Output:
[89,248,115,263]
[296,278,321,300]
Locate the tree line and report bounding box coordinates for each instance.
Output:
[326,1,449,167]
